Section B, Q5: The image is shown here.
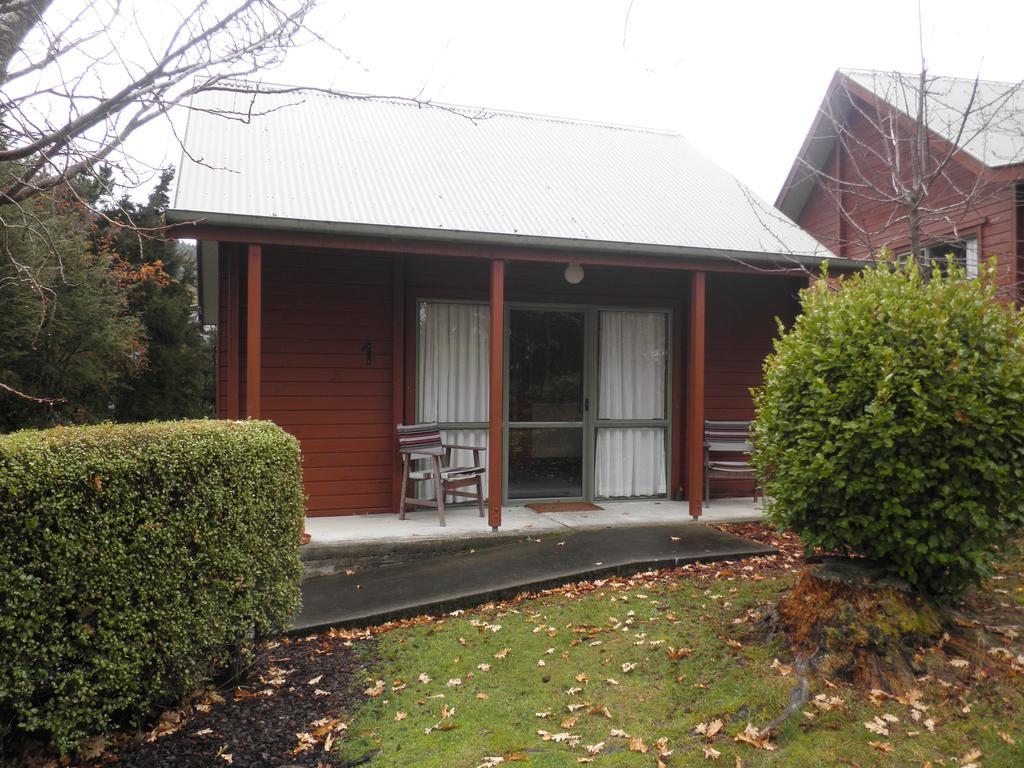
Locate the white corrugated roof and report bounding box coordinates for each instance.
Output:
[844,69,1024,167]
[171,86,829,260]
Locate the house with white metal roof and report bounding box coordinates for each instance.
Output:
[168,85,841,527]
[776,69,1024,298]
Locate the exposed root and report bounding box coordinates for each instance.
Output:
[760,652,813,736]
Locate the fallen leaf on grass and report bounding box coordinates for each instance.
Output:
[703,745,722,760]
[538,730,580,746]
[868,741,893,753]
[418,673,432,684]
[307,674,323,686]
[734,723,776,751]
[561,715,579,729]
[667,647,693,659]
[364,680,386,697]
[447,678,462,687]
[654,737,671,757]
[621,662,638,673]
[864,717,890,736]
[395,711,407,721]
[495,648,511,659]
[999,732,1016,745]
[696,719,724,740]
[477,692,489,700]
[812,694,844,712]
[628,736,648,753]
[770,658,792,676]
[961,748,982,766]
[477,663,491,671]
[610,728,629,738]
[588,704,613,719]
[584,741,605,755]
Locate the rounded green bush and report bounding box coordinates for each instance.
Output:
[753,261,1024,596]
[0,419,305,753]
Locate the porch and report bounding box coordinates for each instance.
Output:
[203,237,806,529]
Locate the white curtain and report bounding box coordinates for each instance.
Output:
[595,428,666,498]
[595,311,668,497]
[416,303,490,499]
[417,302,489,422]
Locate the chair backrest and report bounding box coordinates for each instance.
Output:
[397,422,444,455]
[704,420,752,444]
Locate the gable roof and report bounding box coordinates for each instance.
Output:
[169,85,832,265]
[776,69,1024,221]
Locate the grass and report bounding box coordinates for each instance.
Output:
[335,541,1024,767]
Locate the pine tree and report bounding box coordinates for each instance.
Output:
[0,180,142,430]
[90,168,215,421]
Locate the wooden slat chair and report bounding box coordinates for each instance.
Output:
[703,420,761,508]
[397,422,486,527]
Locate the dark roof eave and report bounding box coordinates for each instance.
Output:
[167,209,860,271]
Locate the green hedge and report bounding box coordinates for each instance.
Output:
[753,261,1024,595]
[0,419,305,752]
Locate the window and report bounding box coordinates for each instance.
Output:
[896,236,978,279]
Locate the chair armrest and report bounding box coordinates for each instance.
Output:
[443,443,486,451]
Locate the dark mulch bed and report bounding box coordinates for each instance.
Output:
[71,632,374,768]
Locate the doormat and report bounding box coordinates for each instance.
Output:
[526,501,605,513]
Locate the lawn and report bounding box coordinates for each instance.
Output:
[334,535,1024,768]
[73,529,1024,768]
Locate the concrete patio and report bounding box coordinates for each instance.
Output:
[301,498,764,579]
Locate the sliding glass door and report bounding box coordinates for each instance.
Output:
[417,300,670,504]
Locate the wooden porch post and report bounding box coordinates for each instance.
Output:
[226,249,240,419]
[488,260,505,531]
[686,272,706,519]
[392,255,406,513]
[246,244,262,419]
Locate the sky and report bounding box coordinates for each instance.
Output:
[131,0,1024,204]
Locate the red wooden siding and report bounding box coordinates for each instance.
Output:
[703,273,803,499]
[795,98,1019,298]
[705,273,802,421]
[218,247,397,517]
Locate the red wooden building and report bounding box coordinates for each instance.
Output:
[777,69,1024,300]
[169,87,844,526]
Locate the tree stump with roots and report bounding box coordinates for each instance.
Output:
[774,558,943,695]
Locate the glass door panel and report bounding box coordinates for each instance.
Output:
[508,310,584,422]
[507,308,586,500]
[508,427,583,499]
